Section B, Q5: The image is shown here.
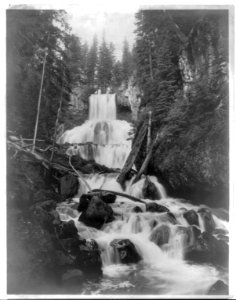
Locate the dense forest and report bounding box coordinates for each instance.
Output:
[7,8,230,296]
[133,10,229,207]
[7,9,134,138]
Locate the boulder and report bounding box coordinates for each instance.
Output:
[56,220,78,239]
[61,237,102,274]
[100,192,116,204]
[167,212,178,224]
[60,174,79,199]
[198,208,215,233]
[176,226,194,249]
[150,224,170,246]
[110,239,141,264]
[143,177,161,200]
[75,239,102,274]
[146,202,169,213]
[77,194,91,212]
[183,209,199,226]
[132,206,143,213]
[185,231,228,266]
[207,280,228,295]
[79,196,114,229]
[191,225,201,239]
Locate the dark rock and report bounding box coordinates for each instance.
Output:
[183,209,199,226]
[100,192,116,204]
[61,237,102,274]
[150,224,170,246]
[79,196,114,229]
[56,220,78,239]
[61,237,85,256]
[132,206,143,213]
[77,194,91,212]
[143,177,161,200]
[149,219,158,228]
[186,231,228,266]
[75,239,102,274]
[167,212,178,224]
[198,208,215,233]
[191,225,201,240]
[176,226,194,249]
[146,202,169,213]
[60,174,79,199]
[207,280,228,295]
[110,239,141,264]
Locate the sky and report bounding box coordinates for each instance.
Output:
[67,10,136,60]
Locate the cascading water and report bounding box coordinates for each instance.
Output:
[58,93,132,168]
[57,93,229,295]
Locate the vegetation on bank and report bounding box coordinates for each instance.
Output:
[134,10,228,205]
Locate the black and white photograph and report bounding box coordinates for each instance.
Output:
[5,2,234,298]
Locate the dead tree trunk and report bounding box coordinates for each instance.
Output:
[133,133,159,184]
[32,49,48,152]
[88,189,145,204]
[50,82,64,162]
[146,111,152,154]
[116,121,147,186]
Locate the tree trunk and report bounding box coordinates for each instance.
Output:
[116,121,147,187]
[133,133,159,184]
[32,50,48,152]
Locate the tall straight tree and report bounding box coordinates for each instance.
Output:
[7,9,72,139]
[97,37,115,92]
[121,40,133,87]
[86,35,98,87]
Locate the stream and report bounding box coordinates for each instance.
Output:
[57,93,228,295]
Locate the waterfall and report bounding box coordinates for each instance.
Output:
[58,93,132,168]
[56,93,228,295]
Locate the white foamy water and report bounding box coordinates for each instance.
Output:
[56,93,228,295]
[58,94,133,168]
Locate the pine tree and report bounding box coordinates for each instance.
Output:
[121,40,133,87]
[97,37,115,92]
[7,9,72,139]
[86,35,98,87]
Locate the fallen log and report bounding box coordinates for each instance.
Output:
[88,189,145,204]
[117,121,147,187]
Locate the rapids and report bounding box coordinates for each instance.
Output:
[57,93,229,295]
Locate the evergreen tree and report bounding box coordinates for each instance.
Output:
[86,35,98,87]
[121,40,133,87]
[97,37,115,91]
[7,9,72,139]
[111,61,123,88]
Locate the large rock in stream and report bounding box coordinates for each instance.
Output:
[198,208,215,233]
[146,202,169,213]
[79,196,114,229]
[183,209,199,226]
[110,239,141,264]
[207,280,229,295]
[142,177,161,200]
[185,231,228,267]
[59,174,79,199]
[150,224,170,246]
